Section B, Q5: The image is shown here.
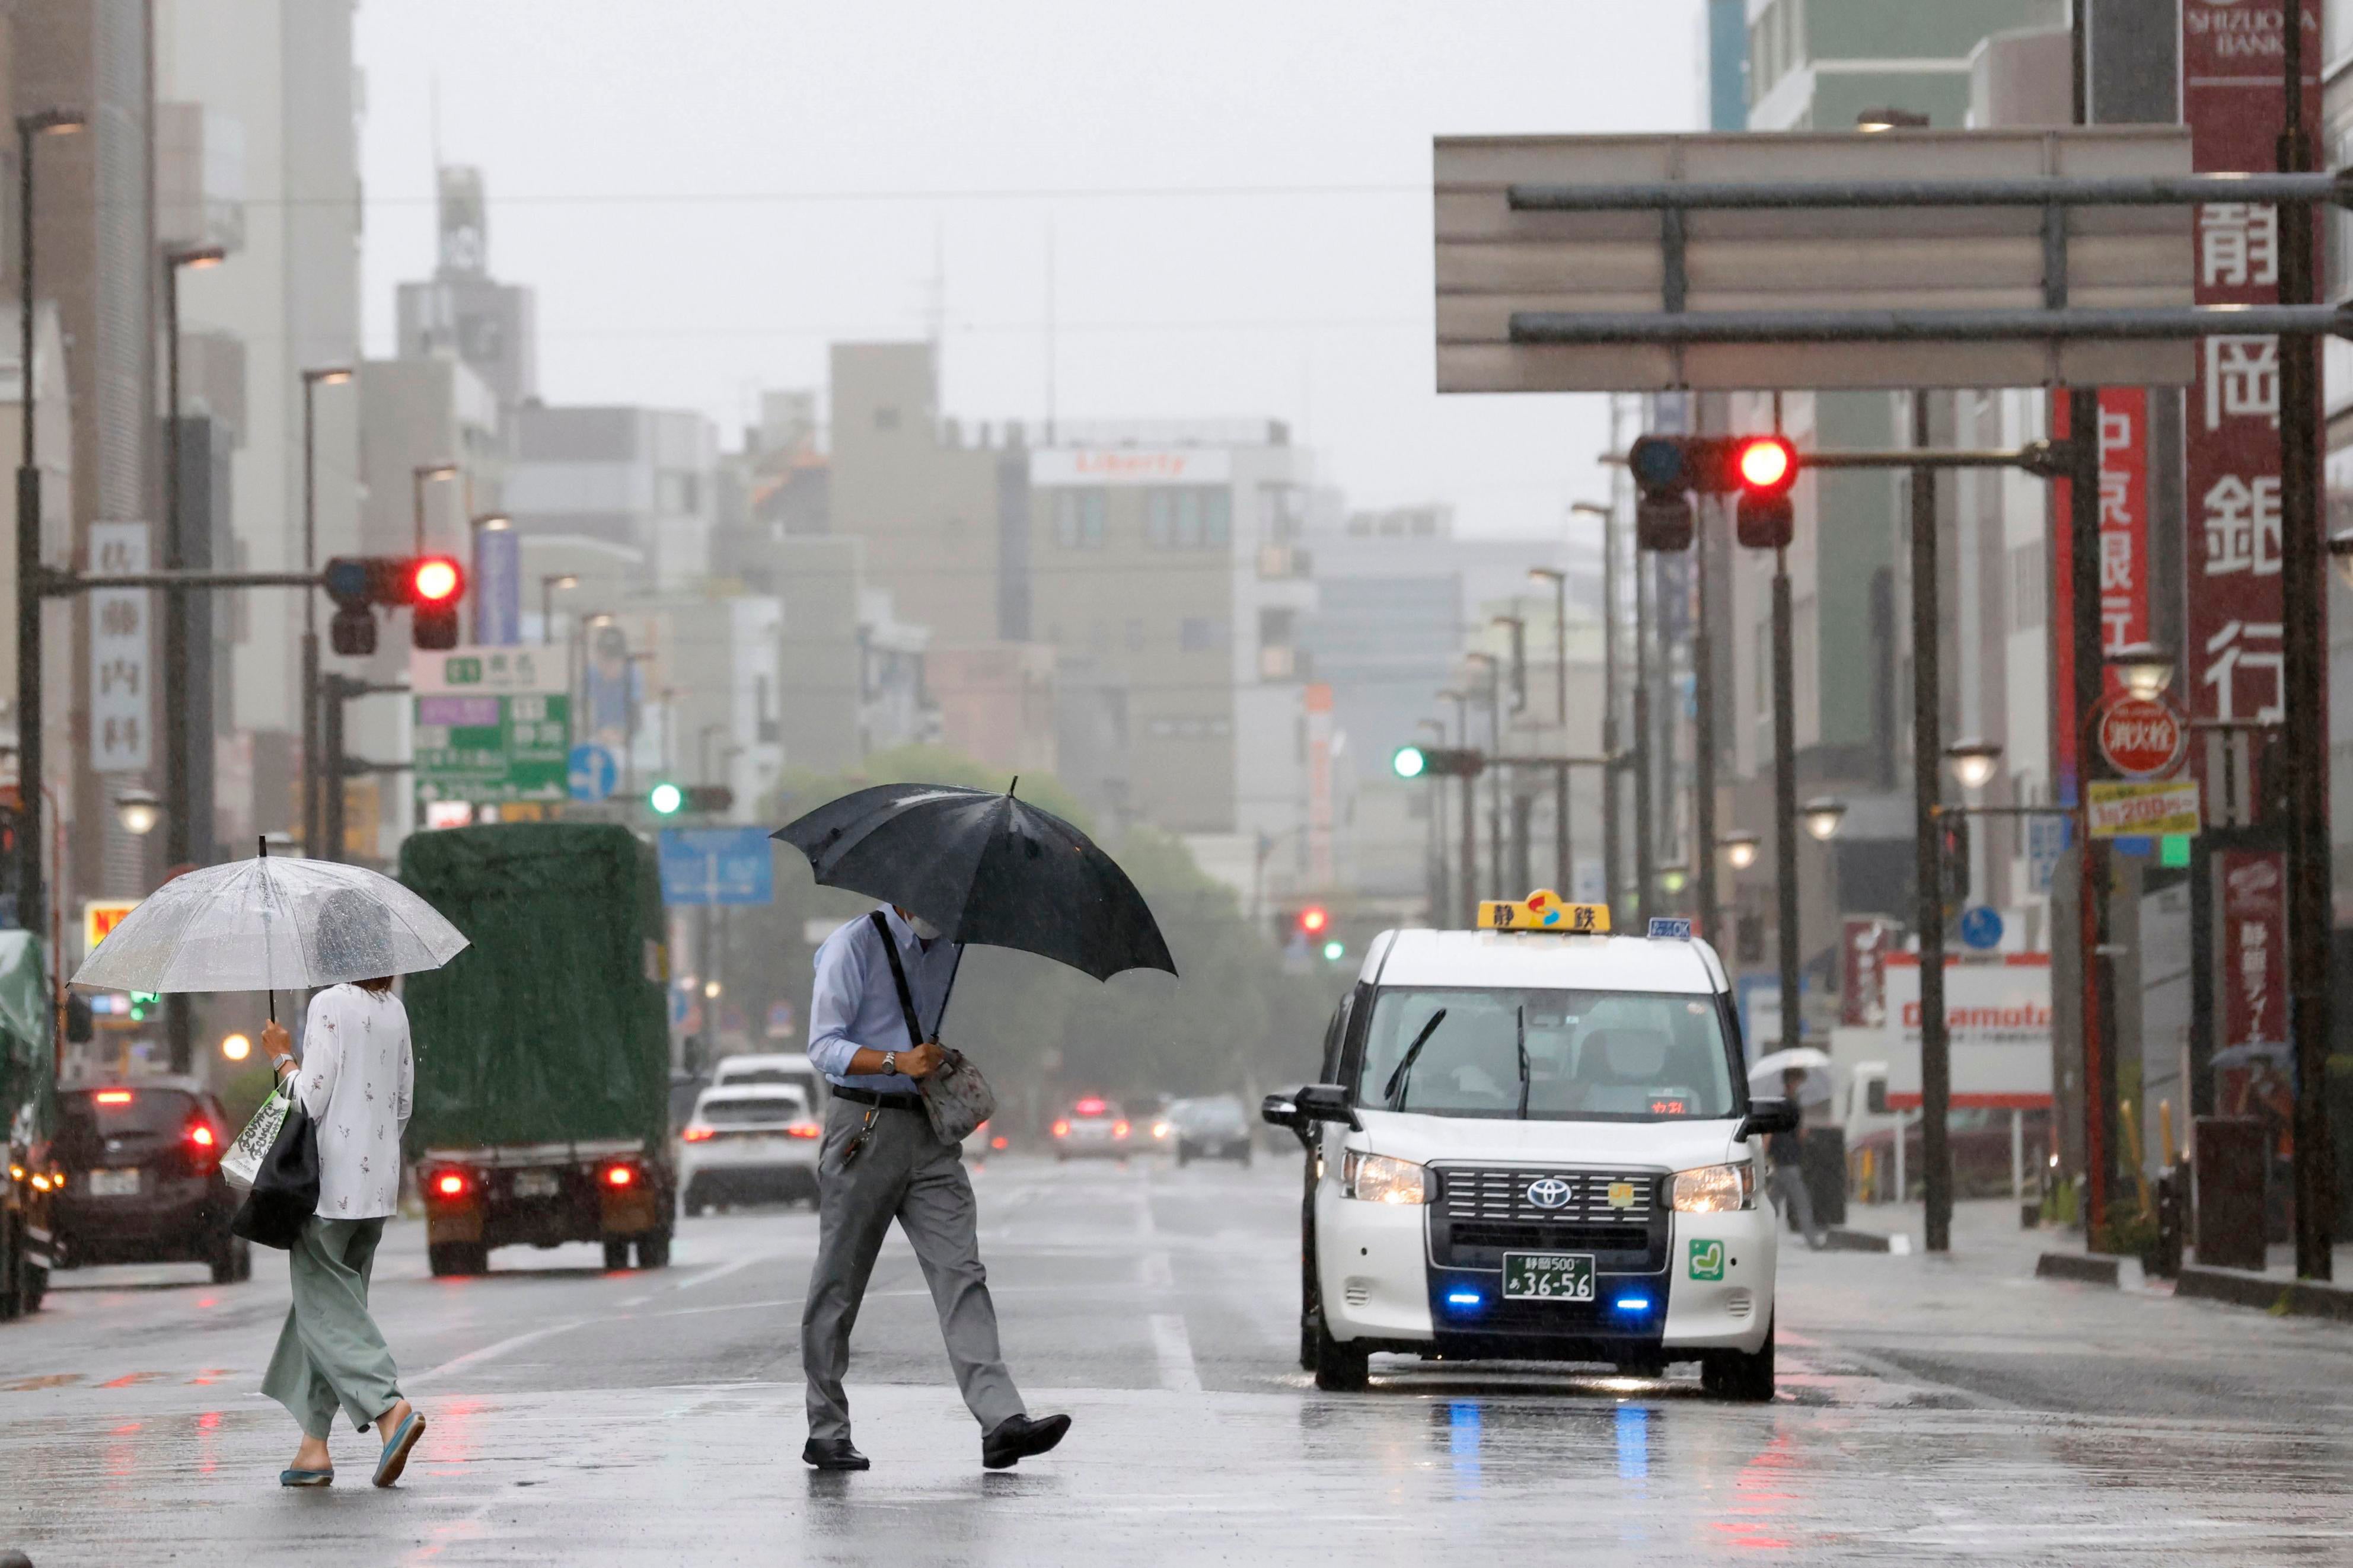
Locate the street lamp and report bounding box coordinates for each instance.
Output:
[540,573,579,646]
[2106,642,2175,702]
[1801,797,1848,842]
[114,790,161,837]
[14,106,85,1023]
[1944,739,2004,793]
[412,462,458,555]
[299,366,353,858]
[1721,832,1761,872]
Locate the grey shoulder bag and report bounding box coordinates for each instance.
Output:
[868,911,997,1144]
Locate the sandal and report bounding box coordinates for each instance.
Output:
[279,1468,333,1487]
[372,1410,426,1488]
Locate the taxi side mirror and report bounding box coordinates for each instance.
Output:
[1260,1093,1300,1130]
[1292,1083,1362,1132]
[1739,1097,1800,1141]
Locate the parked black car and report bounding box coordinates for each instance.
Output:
[47,1080,251,1284]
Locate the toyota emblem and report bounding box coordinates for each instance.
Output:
[1523,1177,1574,1210]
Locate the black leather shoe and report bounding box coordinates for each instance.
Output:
[802,1438,870,1471]
[981,1412,1072,1470]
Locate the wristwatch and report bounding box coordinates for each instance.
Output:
[882,1051,897,1078]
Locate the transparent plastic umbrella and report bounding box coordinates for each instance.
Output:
[71,844,468,1007]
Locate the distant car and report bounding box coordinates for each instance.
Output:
[679,1085,822,1213]
[46,1080,250,1285]
[710,1053,827,1115]
[1849,1107,2053,1201]
[1051,1096,1131,1161]
[1168,1095,1254,1167]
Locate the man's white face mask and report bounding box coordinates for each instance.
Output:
[907,913,943,942]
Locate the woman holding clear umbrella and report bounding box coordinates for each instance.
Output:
[257,891,426,1488]
[72,848,466,1490]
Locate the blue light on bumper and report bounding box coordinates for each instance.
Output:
[1446,1291,1484,1308]
[1613,1296,1652,1312]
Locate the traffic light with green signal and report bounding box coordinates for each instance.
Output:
[648,782,735,817]
[1391,744,1484,780]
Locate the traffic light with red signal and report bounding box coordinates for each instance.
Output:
[324,554,469,654]
[1296,905,1329,939]
[1625,434,1801,552]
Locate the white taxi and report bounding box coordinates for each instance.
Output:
[1263,892,1796,1399]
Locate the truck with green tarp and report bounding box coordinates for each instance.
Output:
[0,931,56,1318]
[399,822,675,1276]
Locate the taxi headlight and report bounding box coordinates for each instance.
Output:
[1670,1161,1755,1213]
[1343,1151,1427,1205]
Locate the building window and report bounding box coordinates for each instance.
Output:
[1054,488,1106,548]
[1145,487,1230,550]
[1178,617,1226,653]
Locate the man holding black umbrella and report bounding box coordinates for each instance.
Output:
[799,902,1071,1472]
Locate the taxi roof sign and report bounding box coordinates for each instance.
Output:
[1477,889,1609,934]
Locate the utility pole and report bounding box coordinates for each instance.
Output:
[1909,392,1953,1254]
[1632,547,1654,927]
[2279,0,2336,1282]
[1692,497,1718,941]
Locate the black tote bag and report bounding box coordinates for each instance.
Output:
[230,1094,321,1250]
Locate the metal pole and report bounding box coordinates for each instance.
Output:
[161,257,192,1074]
[2281,1,2336,1282]
[301,376,320,858]
[1633,548,1654,927]
[1774,545,1801,1053]
[321,675,346,864]
[1505,170,2353,212]
[1459,768,1478,929]
[14,121,42,963]
[2071,381,2113,1243]
[1552,569,1570,894]
[1510,303,2353,346]
[1694,499,1717,941]
[1912,391,1952,1254]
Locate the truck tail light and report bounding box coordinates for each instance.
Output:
[432,1170,470,1199]
[602,1164,637,1189]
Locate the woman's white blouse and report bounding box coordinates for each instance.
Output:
[292,985,414,1220]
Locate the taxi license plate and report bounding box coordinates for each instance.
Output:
[512,1170,560,1199]
[1502,1251,1595,1302]
[90,1168,140,1197]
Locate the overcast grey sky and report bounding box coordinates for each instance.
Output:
[355,1,1703,539]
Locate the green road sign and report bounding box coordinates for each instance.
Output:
[411,646,572,808]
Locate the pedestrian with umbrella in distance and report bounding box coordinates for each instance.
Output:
[776,780,1177,1472]
[72,841,468,1489]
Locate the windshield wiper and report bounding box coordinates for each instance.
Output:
[1383,1009,1448,1111]
[1515,1005,1531,1120]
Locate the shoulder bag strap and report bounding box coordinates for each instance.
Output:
[868,910,927,1048]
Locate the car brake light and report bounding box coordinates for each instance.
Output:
[1075,1097,1107,1116]
[786,1123,821,1139]
[682,1125,716,1142]
[602,1164,636,1188]
[188,1124,216,1148]
[95,1090,133,1105]
[433,1171,469,1199]
[1112,1121,1130,1139]
[1152,1121,1171,1139]
[1052,1119,1070,1138]
[991,1135,1009,1151]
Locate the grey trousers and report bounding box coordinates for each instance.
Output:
[802,1097,1025,1441]
[262,1216,402,1439]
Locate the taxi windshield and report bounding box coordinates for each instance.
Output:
[1355,986,1738,1121]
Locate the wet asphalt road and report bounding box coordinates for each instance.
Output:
[4,1156,2351,1565]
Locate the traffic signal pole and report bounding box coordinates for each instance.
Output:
[1773,546,1801,1053]
[1908,392,1953,1256]
[1692,499,1717,941]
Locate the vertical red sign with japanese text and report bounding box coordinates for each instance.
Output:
[2219,848,2288,1050]
[2182,2,2320,758]
[2049,387,2150,781]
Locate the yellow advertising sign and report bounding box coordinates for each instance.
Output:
[84,899,138,955]
[2086,778,2200,839]
[1477,888,1610,934]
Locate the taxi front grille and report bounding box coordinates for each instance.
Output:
[1428,1165,1668,1272]
[1435,1166,1659,1225]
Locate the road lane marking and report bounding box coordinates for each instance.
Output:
[410,1320,588,1388]
[675,1249,790,1293]
[1150,1312,1201,1393]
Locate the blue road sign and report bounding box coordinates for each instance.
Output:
[1959,904,2005,951]
[658,826,776,906]
[567,743,618,801]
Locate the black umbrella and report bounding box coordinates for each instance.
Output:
[774,782,1178,982]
